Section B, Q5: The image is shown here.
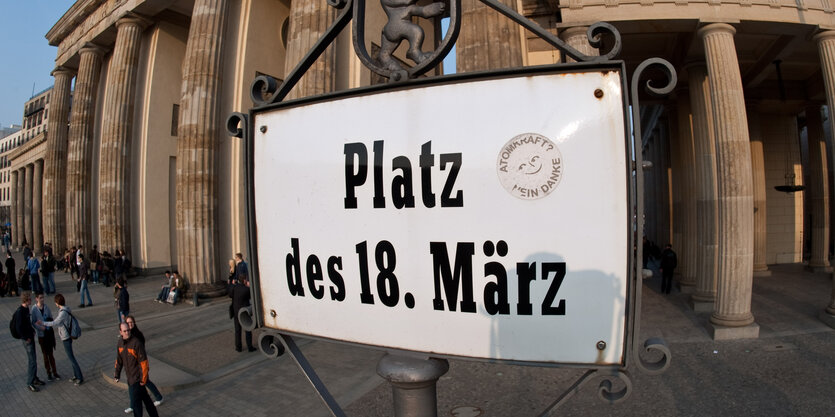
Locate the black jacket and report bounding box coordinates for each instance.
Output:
[5,257,15,279]
[230,283,251,316]
[15,305,34,341]
[118,287,130,312]
[660,248,678,271]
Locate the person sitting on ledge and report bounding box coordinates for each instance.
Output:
[155,271,173,303]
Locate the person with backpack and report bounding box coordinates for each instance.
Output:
[36,293,84,386]
[12,291,44,392]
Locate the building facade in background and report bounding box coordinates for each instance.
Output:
[8,0,832,331]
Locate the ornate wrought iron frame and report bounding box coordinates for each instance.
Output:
[227,0,677,415]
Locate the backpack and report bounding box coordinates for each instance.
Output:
[64,311,81,340]
[9,308,21,339]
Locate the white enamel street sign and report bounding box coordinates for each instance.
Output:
[252,70,630,365]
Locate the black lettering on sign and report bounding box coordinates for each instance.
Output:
[430,242,476,313]
[285,238,305,296]
[327,257,345,301]
[284,238,347,302]
[541,262,566,315]
[343,140,463,209]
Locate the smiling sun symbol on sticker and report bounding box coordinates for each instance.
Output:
[497,133,563,200]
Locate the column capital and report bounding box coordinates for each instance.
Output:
[79,43,107,57]
[116,13,152,31]
[51,66,75,77]
[697,23,737,39]
[813,30,835,44]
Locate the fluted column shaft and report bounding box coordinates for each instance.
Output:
[689,64,719,302]
[33,160,43,250]
[806,105,830,269]
[284,0,335,99]
[43,68,74,250]
[11,170,19,248]
[99,18,144,256]
[560,26,599,63]
[677,93,698,290]
[24,164,33,247]
[670,95,685,252]
[177,0,229,289]
[813,31,835,316]
[67,45,104,251]
[700,23,755,328]
[457,0,523,72]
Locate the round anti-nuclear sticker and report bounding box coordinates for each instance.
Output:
[497,133,563,200]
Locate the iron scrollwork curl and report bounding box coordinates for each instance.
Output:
[237,305,256,332]
[634,337,672,375]
[596,370,633,404]
[226,112,248,138]
[258,330,287,359]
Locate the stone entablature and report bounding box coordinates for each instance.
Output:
[560,0,835,26]
[8,134,47,170]
[47,0,145,68]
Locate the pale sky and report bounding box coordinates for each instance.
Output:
[0,0,75,128]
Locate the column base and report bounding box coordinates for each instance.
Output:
[689,298,714,313]
[805,265,833,273]
[752,269,772,277]
[677,281,696,294]
[820,310,835,329]
[709,322,760,340]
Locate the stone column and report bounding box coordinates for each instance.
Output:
[457,0,523,72]
[176,0,229,292]
[748,107,769,276]
[67,44,104,251]
[699,23,758,339]
[669,97,683,256]
[99,17,145,256]
[559,26,599,62]
[24,164,33,247]
[813,30,835,328]
[806,105,831,272]
[10,170,19,248]
[32,160,43,250]
[688,63,719,311]
[16,169,24,248]
[43,67,74,250]
[675,93,698,293]
[284,0,335,99]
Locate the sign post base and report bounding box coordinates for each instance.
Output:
[377,354,450,417]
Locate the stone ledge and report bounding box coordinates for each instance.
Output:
[709,322,760,340]
[677,282,696,294]
[753,270,772,277]
[805,265,833,273]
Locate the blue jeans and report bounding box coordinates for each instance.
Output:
[119,310,129,323]
[62,339,83,382]
[79,280,92,305]
[43,272,55,294]
[91,270,99,284]
[128,379,163,404]
[30,273,42,294]
[24,339,37,385]
[156,287,169,301]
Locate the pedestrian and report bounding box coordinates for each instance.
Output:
[227,259,236,288]
[38,294,84,386]
[3,250,17,297]
[89,245,100,285]
[123,316,163,413]
[27,254,43,294]
[114,322,159,417]
[230,276,256,352]
[234,253,248,281]
[78,254,92,307]
[23,242,32,262]
[660,244,678,295]
[115,277,130,323]
[3,230,10,252]
[168,271,185,305]
[14,291,45,392]
[30,293,60,381]
[41,250,57,295]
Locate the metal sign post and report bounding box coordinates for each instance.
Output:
[228,0,675,415]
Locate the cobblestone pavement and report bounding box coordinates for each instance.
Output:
[0,251,833,417]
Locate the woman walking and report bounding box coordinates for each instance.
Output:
[37,294,84,385]
[123,315,163,413]
[30,293,60,381]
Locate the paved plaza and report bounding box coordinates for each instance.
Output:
[0,250,833,416]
